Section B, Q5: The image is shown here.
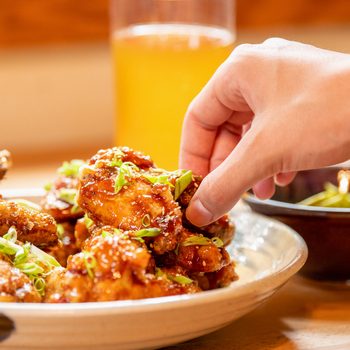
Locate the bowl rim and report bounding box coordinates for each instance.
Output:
[243,192,350,215]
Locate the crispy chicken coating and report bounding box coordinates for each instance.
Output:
[178,176,235,245]
[0,199,58,248]
[45,228,199,303]
[0,258,42,302]
[45,222,79,267]
[77,147,183,254]
[191,262,238,290]
[42,175,83,222]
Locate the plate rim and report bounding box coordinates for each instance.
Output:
[0,189,308,315]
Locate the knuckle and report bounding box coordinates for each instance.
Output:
[261,37,290,48]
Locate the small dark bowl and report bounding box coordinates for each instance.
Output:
[243,168,350,281]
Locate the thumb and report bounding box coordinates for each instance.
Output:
[186,128,278,226]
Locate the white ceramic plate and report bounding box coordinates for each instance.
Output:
[0,190,308,350]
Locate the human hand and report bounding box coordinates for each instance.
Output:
[180,38,350,226]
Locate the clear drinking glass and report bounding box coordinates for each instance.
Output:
[110,0,236,169]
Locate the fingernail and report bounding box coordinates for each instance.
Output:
[186,198,213,227]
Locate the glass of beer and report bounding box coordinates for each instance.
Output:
[110,0,235,169]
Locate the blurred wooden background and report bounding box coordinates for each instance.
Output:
[1,0,350,48]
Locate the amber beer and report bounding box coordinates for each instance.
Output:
[111,1,235,169]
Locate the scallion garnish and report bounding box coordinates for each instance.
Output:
[174,170,192,200]
[211,237,224,248]
[44,182,53,192]
[57,188,77,206]
[167,274,193,285]
[101,230,112,238]
[135,228,161,238]
[10,199,42,212]
[109,149,125,167]
[0,227,61,295]
[182,235,212,246]
[3,226,17,242]
[83,251,97,279]
[182,235,224,248]
[57,224,65,240]
[141,214,151,227]
[84,214,94,229]
[143,174,174,187]
[58,159,85,178]
[114,162,139,194]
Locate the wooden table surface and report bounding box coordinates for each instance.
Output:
[1,163,350,350]
[165,276,350,350]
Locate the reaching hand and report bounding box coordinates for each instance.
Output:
[180,38,350,226]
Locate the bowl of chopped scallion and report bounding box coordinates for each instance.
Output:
[243,167,350,281]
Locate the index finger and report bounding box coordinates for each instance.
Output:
[179,59,250,176]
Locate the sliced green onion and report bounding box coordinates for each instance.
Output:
[70,204,80,214]
[182,235,223,248]
[109,149,125,167]
[58,159,85,177]
[10,199,42,212]
[143,174,174,187]
[114,171,128,194]
[0,236,60,296]
[3,226,17,243]
[167,274,193,285]
[135,228,161,238]
[211,237,224,248]
[141,214,151,227]
[57,188,77,206]
[101,230,113,238]
[83,251,97,279]
[154,267,165,278]
[15,262,44,275]
[44,182,53,192]
[84,214,94,229]
[57,224,65,240]
[30,245,61,268]
[182,235,212,247]
[33,277,46,295]
[114,162,140,194]
[0,236,19,255]
[14,243,31,266]
[174,170,192,200]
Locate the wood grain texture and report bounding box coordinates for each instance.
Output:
[0,0,350,47]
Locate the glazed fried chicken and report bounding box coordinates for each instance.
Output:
[0,199,58,248]
[0,258,41,302]
[178,176,235,246]
[77,147,183,254]
[45,222,79,266]
[42,160,85,222]
[0,146,237,303]
[45,227,199,303]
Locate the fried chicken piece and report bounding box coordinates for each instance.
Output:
[74,217,92,249]
[45,222,79,267]
[191,262,238,290]
[89,146,154,170]
[176,230,230,273]
[157,229,232,273]
[42,175,83,222]
[45,228,199,303]
[178,176,235,245]
[0,199,58,248]
[0,150,11,181]
[0,259,41,302]
[77,147,183,254]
